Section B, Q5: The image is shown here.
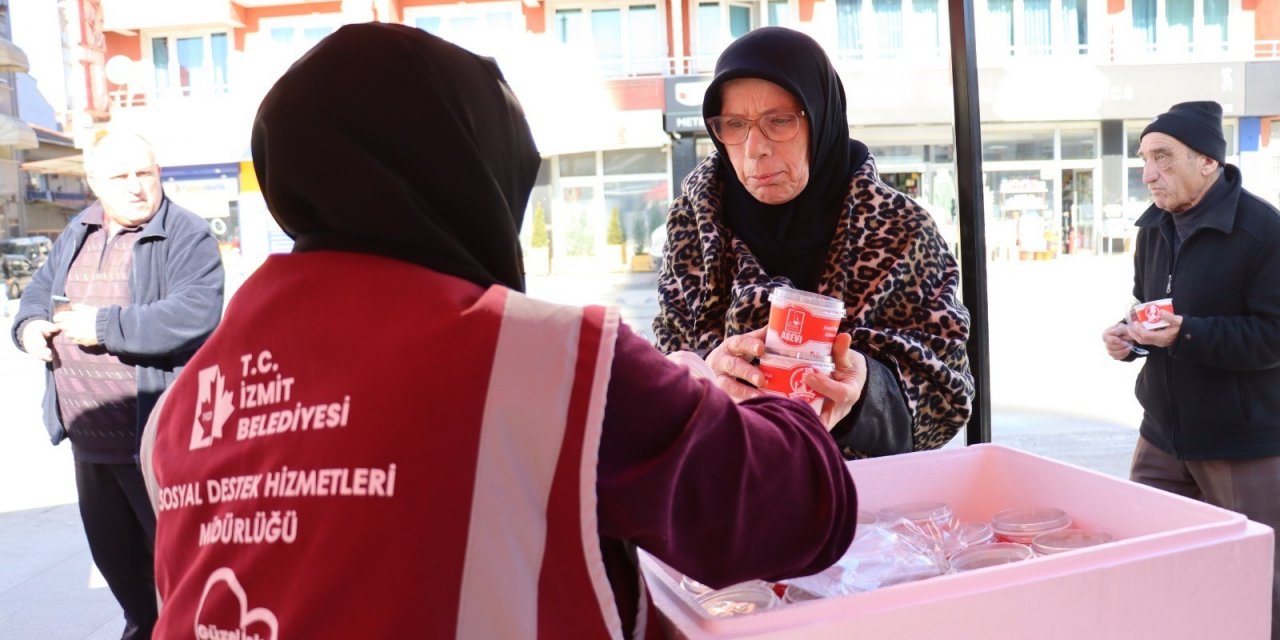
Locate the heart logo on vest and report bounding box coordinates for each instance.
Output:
[194,567,278,640]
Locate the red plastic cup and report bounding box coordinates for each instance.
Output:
[757,352,835,413]
[765,287,846,360]
[1131,298,1174,329]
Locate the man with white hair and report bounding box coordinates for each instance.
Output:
[10,129,224,640]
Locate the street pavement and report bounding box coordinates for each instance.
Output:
[0,253,1146,638]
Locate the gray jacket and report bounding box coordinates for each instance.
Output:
[10,198,224,450]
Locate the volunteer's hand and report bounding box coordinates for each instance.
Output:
[20,319,60,362]
[705,327,767,403]
[54,304,101,347]
[1126,311,1183,349]
[1102,322,1137,360]
[805,333,869,430]
[665,350,716,382]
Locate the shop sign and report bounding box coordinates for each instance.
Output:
[663,76,711,133]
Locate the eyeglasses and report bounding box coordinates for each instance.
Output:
[706,111,806,145]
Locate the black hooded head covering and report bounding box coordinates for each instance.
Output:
[251,23,541,292]
[702,27,867,290]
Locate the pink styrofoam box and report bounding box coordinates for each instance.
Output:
[641,444,1274,639]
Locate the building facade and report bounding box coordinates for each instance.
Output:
[19,0,1280,275]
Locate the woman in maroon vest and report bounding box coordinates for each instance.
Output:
[141,23,857,639]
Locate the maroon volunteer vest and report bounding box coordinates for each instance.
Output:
[142,252,643,639]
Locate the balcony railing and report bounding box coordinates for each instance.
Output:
[24,189,89,209]
[101,35,1280,107]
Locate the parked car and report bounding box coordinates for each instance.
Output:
[0,236,53,269]
[4,254,35,299]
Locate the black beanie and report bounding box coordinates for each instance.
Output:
[1141,101,1226,165]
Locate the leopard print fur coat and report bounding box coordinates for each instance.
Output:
[653,151,974,457]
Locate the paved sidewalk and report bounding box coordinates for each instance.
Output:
[0,306,126,639]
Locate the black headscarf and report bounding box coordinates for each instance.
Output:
[251,23,541,292]
[701,27,867,290]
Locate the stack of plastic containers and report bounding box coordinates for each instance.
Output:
[759,287,846,412]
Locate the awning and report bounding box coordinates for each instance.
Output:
[0,37,29,73]
[0,113,37,150]
[20,154,84,176]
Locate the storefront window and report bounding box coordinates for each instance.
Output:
[559,152,596,177]
[982,129,1053,161]
[870,145,925,164]
[985,170,1055,258]
[1060,129,1097,160]
[604,148,666,175]
[604,179,670,253]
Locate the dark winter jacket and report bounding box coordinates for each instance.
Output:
[1132,164,1280,459]
[10,197,224,450]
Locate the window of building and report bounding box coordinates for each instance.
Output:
[1203,0,1229,51]
[551,3,665,76]
[1165,0,1193,51]
[766,0,791,27]
[1062,0,1087,54]
[1128,0,1229,56]
[254,15,342,79]
[146,30,230,98]
[836,0,940,60]
[693,1,755,69]
[268,25,334,48]
[407,3,521,58]
[984,0,1014,57]
[1022,0,1051,55]
[911,0,942,56]
[1132,0,1156,50]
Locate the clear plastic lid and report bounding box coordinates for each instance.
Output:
[948,542,1035,572]
[990,507,1072,543]
[943,520,995,557]
[878,501,956,529]
[782,583,822,604]
[1031,528,1114,555]
[769,287,846,315]
[680,574,712,595]
[696,582,780,617]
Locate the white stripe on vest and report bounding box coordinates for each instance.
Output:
[455,292,623,639]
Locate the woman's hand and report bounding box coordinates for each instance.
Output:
[705,327,767,403]
[806,333,869,430]
[665,350,717,382]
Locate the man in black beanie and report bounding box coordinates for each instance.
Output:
[1102,100,1280,639]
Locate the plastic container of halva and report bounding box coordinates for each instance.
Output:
[948,542,1035,572]
[1031,528,1114,555]
[765,287,846,360]
[696,581,780,617]
[991,507,1072,544]
[756,352,835,413]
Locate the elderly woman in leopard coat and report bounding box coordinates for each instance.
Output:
[653,27,973,459]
